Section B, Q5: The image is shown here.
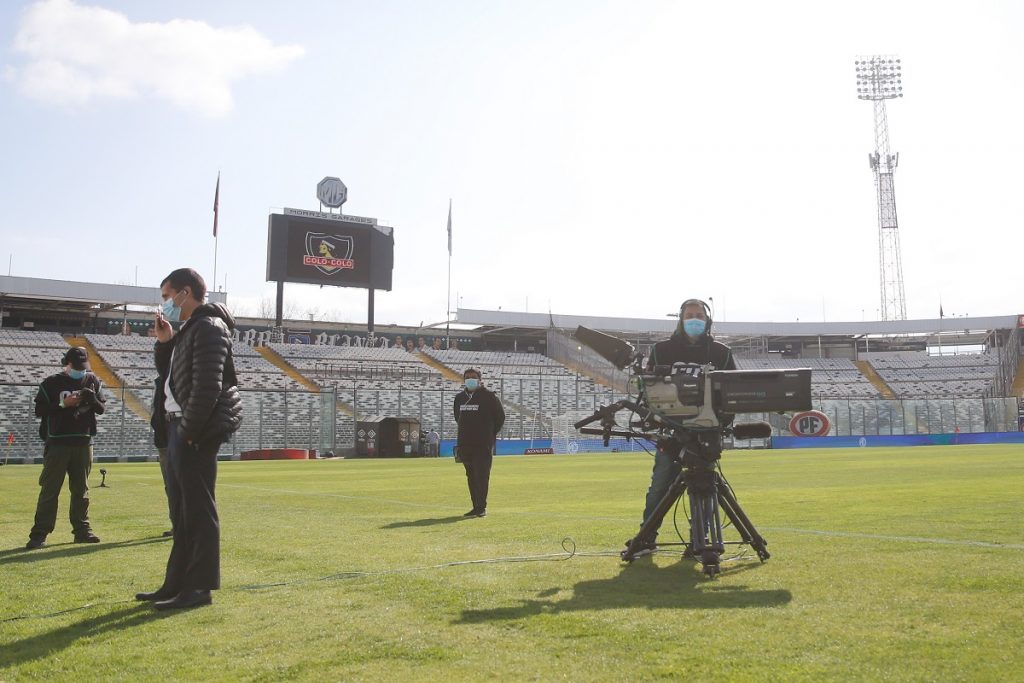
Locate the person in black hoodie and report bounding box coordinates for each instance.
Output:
[453,368,504,517]
[623,299,736,558]
[135,268,242,610]
[25,346,105,549]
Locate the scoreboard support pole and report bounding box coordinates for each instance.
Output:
[275,280,284,328]
[368,288,375,342]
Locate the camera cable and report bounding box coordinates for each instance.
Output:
[1,538,604,623]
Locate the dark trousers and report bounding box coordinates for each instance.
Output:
[460,445,493,512]
[161,419,220,593]
[641,446,682,541]
[157,447,176,531]
[31,443,93,539]
[640,435,721,541]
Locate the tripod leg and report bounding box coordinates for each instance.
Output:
[622,473,686,562]
[716,477,770,562]
[687,470,724,576]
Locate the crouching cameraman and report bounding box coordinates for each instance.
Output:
[623,299,735,558]
[26,347,106,549]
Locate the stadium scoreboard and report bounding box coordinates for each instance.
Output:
[266,210,394,291]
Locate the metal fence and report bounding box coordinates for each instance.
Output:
[753,396,1020,436]
[2,381,1018,463]
[0,383,338,461]
[339,382,628,442]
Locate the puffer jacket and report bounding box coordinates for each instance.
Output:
[154,302,242,444]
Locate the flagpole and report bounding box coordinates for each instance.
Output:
[212,172,220,292]
[446,198,452,349]
[937,298,943,356]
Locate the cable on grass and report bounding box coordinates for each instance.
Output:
[237,537,583,591]
[0,598,133,623]
[2,539,631,621]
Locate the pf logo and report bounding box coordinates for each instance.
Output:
[789,410,831,437]
[303,232,355,275]
[317,177,347,208]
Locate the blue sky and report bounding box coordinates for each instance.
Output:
[1,0,1022,326]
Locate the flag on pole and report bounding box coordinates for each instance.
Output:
[446,199,452,255]
[6,432,12,445]
[213,172,220,237]
[939,304,944,318]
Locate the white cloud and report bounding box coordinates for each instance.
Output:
[7,0,304,116]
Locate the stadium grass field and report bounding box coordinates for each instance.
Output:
[1,445,1022,681]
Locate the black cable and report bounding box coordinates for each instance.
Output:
[1,538,612,623]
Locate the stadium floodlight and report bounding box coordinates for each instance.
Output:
[854,54,907,321]
[854,56,903,101]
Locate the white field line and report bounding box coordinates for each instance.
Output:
[217,482,1024,550]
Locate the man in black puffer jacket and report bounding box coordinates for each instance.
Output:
[136,268,242,611]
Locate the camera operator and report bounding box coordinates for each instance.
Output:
[453,368,505,517]
[623,299,735,558]
[25,347,106,549]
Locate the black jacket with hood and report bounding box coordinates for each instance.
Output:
[647,316,736,427]
[154,302,242,444]
[453,385,505,449]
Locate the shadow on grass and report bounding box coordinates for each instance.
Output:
[0,603,179,668]
[381,516,469,529]
[0,536,169,567]
[456,559,791,623]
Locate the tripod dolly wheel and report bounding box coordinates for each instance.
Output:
[700,549,720,577]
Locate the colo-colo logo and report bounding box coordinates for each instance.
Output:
[303,232,355,275]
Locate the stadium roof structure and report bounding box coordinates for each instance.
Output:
[0,275,227,316]
[455,307,1022,350]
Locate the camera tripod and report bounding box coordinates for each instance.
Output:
[622,431,769,577]
[574,401,770,577]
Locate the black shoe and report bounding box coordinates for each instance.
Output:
[25,536,46,550]
[74,533,101,544]
[463,509,479,517]
[136,588,176,602]
[161,530,174,538]
[474,509,487,518]
[620,537,657,560]
[153,590,212,610]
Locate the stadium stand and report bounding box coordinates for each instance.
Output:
[734,356,881,398]
[864,351,1000,398]
[2,284,1020,457]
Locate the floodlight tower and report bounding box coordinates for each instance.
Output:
[855,55,907,321]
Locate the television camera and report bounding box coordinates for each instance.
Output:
[73,387,98,419]
[572,326,812,576]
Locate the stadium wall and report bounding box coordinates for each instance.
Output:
[772,432,1024,448]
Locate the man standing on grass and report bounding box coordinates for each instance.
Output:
[135,268,242,610]
[453,368,504,517]
[25,347,105,549]
[427,428,441,457]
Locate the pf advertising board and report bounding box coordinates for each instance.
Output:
[788,410,831,437]
[267,212,393,290]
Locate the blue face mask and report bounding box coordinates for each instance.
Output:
[683,318,707,337]
[68,368,86,380]
[465,378,479,391]
[161,290,185,322]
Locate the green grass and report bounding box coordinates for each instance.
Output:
[1,445,1022,681]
